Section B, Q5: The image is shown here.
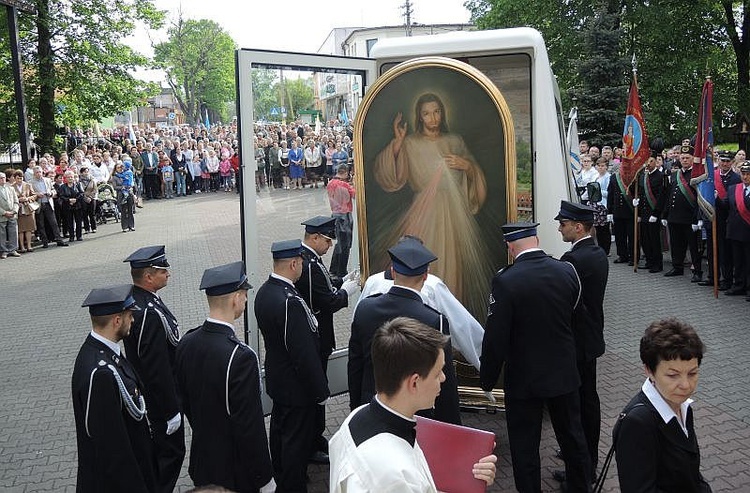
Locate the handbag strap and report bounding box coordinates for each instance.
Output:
[593,403,646,493]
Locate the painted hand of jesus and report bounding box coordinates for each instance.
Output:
[444,154,470,171]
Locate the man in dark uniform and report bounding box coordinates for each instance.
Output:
[255,240,330,492]
[607,169,635,265]
[553,202,609,485]
[348,237,461,424]
[700,152,742,289]
[636,150,667,273]
[724,162,750,299]
[72,284,157,492]
[480,222,591,493]
[175,262,275,492]
[663,144,703,281]
[296,215,359,462]
[122,245,184,493]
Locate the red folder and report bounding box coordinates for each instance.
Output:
[415,415,496,493]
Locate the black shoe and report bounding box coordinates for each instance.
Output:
[56,241,69,247]
[697,279,714,286]
[309,450,329,464]
[42,243,49,249]
[553,470,566,483]
[627,261,634,266]
[719,281,731,291]
[664,269,683,277]
[613,257,628,264]
[725,287,747,296]
[649,266,663,273]
[690,273,702,283]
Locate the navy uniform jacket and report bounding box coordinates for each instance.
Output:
[72,335,156,492]
[480,250,581,399]
[348,286,461,424]
[637,168,666,219]
[607,173,634,219]
[295,244,348,358]
[715,170,741,225]
[726,183,750,242]
[561,237,609,362]
[175,320,273,492]
[123,286,181,424]
[615,391,710,493]
[664,168,699,224]
[255,275,330,406]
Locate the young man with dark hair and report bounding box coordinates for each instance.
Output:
[330,317,496,492]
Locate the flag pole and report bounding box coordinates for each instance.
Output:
[630,55,640,273]
[712,218,718,298]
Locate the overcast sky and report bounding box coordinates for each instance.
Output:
[126,0,472,59]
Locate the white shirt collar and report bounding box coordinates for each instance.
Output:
[571,235,593,248]
[205,317,236,332]
[514,247,543,260]
[90,330,121,356]
[375,395,416,422]
[642,378,693,436]
[270,272,296,287]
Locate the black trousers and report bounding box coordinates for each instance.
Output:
[329,213,353,277]
[505,391,591,493]
[63,205,83,240]
[270,403,317,492]
[594,224,611,255]
[668,222,701,273]
[613,216,634,261]
[730,239,750,290]
[705,221,733,282]
[640,219,662,269]
[144,173,159,199]
[151,421,185,493]
[81,198,97,232]
[577,358,600,471]
[34,202,62,244]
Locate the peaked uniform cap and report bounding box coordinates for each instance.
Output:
[554,200,596,222]
[387,238,437,276]
[501,222,540,242]
[272,239,304,259]
[123,245,169,269]
[199,261,252,296]
[302,216,337,238]
[82,284,141,316]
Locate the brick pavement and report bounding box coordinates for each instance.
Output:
[1,187,748,492]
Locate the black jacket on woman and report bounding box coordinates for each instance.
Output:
[615,390,711,493]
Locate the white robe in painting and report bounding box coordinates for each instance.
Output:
[374,132,493,319]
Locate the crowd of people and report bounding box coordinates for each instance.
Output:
[573,138,750,303]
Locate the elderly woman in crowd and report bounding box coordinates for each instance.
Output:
[615,318,711,493]
[11,170,38,252]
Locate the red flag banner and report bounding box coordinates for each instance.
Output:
[621,77,650,187]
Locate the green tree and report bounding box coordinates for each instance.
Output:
[570,2,629,146]
[466,0,737,143]
[1,0,165,151]
[279,77,314,119]
[252,68,279,120]
[154,17,236,124]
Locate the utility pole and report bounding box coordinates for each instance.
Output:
[401,0,414,37]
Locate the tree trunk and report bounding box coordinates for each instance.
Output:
[36,0,57,152]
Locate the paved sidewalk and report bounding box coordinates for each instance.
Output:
[1,188,748,492]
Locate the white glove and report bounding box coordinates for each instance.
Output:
[260,478,277,493]
[661,219,668,227]
[342,269,360,283]
[648,215,658,223]
[166,412,182,435]
[636,216,642,223]
[697,220,704,228]
[483,390,497,404]
[632,198,640,207]
[606,214,614,223]
[691,223,700,232]
[341,279,359,297]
